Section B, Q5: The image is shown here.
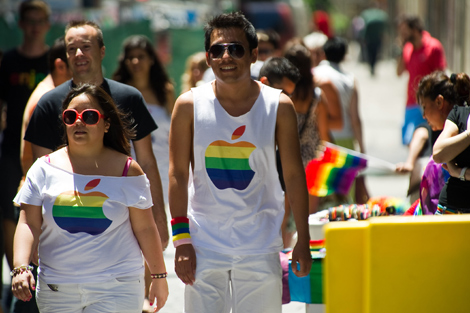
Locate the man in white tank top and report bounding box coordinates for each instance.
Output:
[169,12,312,313]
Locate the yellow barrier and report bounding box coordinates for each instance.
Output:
[324,215,470,313]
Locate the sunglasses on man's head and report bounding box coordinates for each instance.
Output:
[62,109,105,126]
[208,43,245,59]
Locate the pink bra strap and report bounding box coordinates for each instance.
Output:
[122,157,133,176]
[44,155,51,163]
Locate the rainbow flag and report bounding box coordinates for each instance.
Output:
[305,145,367,197]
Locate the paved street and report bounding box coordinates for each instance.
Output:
[160,44,412,313]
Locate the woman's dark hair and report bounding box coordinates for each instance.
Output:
[204,11,258,53]
[283,41,313,102]
[61,84,136,155]
[112,35,172,110]
[416,71,470,106]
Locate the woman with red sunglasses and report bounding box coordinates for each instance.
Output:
[11,84,168,312]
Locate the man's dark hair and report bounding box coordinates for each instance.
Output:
[259,57,300,85]
[323,37,348,63]
[397,14,424,33]
[48,36,67,73]
[204,11,258,53]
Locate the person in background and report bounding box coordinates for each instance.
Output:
[258,57,303,248]
[360,3,388,76]
[396,14,446,146]
[401,71,467,214]
[283,42,337,214]
[21,36,72,176]
[430,73,470,214]
[180,51,208,93]
[169,12,311,312]
[250,29,281,79]
[112,34,174,313]
[12,84,168,312]
[284,41,338,146]
[303,31,328,68]
[0,2,50,311]
[314,37,369,204]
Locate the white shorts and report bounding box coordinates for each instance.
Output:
[36,275,144,313]
[184,246,282,313]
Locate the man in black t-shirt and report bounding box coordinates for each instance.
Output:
[24,20,169,249]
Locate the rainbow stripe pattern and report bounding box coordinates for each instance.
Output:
[205,139,256,190]
[171,216,192,247]
[52,186,111,235]
[305,146,367,197]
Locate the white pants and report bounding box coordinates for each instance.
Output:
[184,246,282,313]
[36,275,144,313]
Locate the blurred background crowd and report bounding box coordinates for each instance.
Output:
[0,0,468,96]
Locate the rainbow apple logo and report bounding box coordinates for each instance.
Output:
[205,125,256,190]
[52,179,111,235]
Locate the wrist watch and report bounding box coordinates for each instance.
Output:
[459,167,468,181]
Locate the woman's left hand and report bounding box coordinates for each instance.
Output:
[11,270,35,302]
[148,278,169,312]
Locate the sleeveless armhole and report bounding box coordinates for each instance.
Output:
[122,157,133,176]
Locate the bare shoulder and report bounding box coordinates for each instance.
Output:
[174,90,194,111]
[105,149,144,177]
[125,158,145,177]
[277,93,296,117]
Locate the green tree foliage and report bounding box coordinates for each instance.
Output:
[303,0,332,12]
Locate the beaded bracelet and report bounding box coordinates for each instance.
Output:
[150,272,168,279]
[10,265,34,277]
[171,217,192,248]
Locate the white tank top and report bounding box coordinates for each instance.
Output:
[189,81,284,255]
[314,60,355,140]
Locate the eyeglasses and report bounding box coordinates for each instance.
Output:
[208,43,245,59]
[63,109,105,126]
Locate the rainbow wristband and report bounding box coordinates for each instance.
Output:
[171,217,192,248]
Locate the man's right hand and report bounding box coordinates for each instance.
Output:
[174,244,196,285]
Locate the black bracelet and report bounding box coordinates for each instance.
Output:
[150,272,168,279]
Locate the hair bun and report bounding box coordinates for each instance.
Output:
[450,73,457,84]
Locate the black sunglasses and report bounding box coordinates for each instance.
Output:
[208,43,245,59]
[63,109,105,126]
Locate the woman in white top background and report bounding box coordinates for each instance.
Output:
[112,34,174,312]
[12,84,168,312]
[113,35,174,205]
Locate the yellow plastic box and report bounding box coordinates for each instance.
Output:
[324,215,470,313]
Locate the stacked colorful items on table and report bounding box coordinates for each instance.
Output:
[305,145,367,197]
[327,196,408,221]
[281,240,325,304]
